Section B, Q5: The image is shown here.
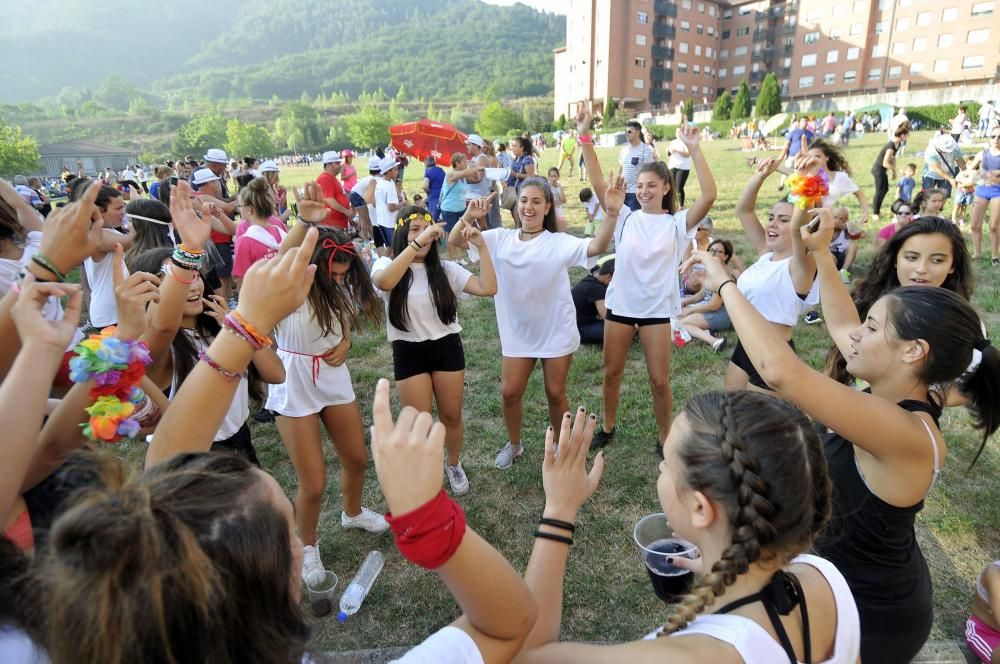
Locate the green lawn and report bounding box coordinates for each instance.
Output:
[141,132,1000,651]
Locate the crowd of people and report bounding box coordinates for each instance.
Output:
[0,98,997,664]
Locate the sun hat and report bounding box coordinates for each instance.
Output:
[932,133,958,154]
[191,168,221,186]
[322,151,343,165]
[341,149,354,158]
[203,148,228,164]
[465,134,485,148]
[259,160,279,173]
[379,156,400,175]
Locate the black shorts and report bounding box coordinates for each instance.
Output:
[730,338,795,390]
[348,191,366,208]
[392,333,465,380]
[210,422,260,467]
[214,240,234,279]
[605,309,671,327]
[373,225,393,248]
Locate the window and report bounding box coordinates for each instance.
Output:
[720,48,729,59]
[681,20,691,31]
[872,44,887,57]
[933,59,949,73]
[677,83,686,93]
[706,46,714,57]
[694,64,701,73]
[853,0,866,11]
[707,26,715,36]
[783,57,792,67]
[888,65,902,78]
[635,57,647,68]
[678,62,688,73]
[806,9,824,21]
[723,8,733,18]
[834,4,848,16]
[942,7,958,20]
[830,27,843,38]
[695,44,702,55]
[824,72,836,85]
[915,11,931,25]
[874,21,886,33]
[850,23,864,35]
[698,2,705,11]
[912,36,927,50]
[799,75,815,88]
[896,17,910,30]
[971,1,994,15]
[679,41,689,53]
[709,5,716,16]
[719,67,728,78]
[847,47,860,60]
[963,55,985,68]
[892,42,906,55]
[968,28,990,43]
[868,68,882,80]
[682,0,691,8]
[734,45,748,55]
[721,30,731,39]
[878,0,890,8]
[801,53,818,66]
[804,31,820,43]
[736,26,750,36]
[844,70,857,82]
[635,33,647,45]
[909,62,924,74]
[899,0,912,6]
[638,11,649,23]
[739,5,752,14]
[696,24,704,34]
[634,78,645,89]
[937,34,953,47]
[733,65,747,75]
[752,62,761,72]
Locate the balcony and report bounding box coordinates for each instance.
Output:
[751,70,765,82]
[652,45,675,59]
[653,23,676,38]
[654,0,678,17]
[649,88,673,105]
[752,50,766,62]
[651,67,674,82]
[784,43,794,54]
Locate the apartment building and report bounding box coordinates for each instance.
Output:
[554,0,997,119]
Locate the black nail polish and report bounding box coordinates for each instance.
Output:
[666,557,674,564]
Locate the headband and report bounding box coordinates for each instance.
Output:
[126,213,172,226]
[321,238,356,276]
[395,212,434,229]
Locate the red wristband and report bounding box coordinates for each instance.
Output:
[386,489,467,570]
[579,134,593,145]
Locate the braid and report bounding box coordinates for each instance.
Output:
[662,396,777,635]
[803,426,832,538]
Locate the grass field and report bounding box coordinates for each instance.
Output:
[136,131,999,653]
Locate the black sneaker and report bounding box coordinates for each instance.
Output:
[590,426,615,451]
[804,311,823,325]
[253,408,276,423]
[654,441,664,458]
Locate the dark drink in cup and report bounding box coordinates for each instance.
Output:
[644,538,695,602]
[310,597,333,618]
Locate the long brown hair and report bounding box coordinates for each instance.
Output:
[662,391,831,634]
[308,227,382,337]
[638,161,678,213]
[37,453,309,663]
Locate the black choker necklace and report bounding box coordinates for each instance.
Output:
[519,228,544,239]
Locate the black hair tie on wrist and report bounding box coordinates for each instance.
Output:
[539,517,576,533]
[534,530,573,546]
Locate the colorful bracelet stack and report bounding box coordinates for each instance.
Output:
[223,312,273,350]
[172,244,204,271]
[198,351,247,381]
[786,169,830,210]
[68,328,152,443]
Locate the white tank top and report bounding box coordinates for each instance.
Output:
[736,253,819,327]
[84,249,129,328]
[645,554,860,663]
[169,330,249,442]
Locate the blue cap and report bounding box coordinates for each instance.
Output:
[337,611,348,622]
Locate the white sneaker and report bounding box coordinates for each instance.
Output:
[446,461,470,496]
[494,442,523,470]
[341,506,389,533]
[301,544,325,585]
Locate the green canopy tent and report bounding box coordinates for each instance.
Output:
[852,102,895,127]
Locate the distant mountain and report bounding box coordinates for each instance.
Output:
[0,0,563,103]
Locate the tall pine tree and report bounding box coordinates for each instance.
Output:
[712,90,733,120]
[732,80,752,119]
[755,73,782,118]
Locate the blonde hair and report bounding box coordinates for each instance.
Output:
[238,177,275,219]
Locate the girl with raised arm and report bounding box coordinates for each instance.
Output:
[679,208,999,662]
[372,205,497,495]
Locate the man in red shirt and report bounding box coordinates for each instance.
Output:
[316,151,352,229]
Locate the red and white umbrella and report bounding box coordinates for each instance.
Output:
[389,119,469,167]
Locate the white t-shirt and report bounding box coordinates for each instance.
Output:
[821,170,859,208]
[170,330,248,442]
[737,252,819,326]
[372,257,472,342]
[618,142,657,193]
[667,139,693,170]
[605,209,694,319]
[829,229,850,254]
[375,178,400,229]
[84,241,130,328]
[351,174,378,220]
[390,625,483,664]
[479,228,595,358]
[584,197,605,222]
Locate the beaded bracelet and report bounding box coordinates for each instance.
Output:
[198,351,246,381]
[31,254,67,282]
[178,243,205,256]
[225,312,273,350]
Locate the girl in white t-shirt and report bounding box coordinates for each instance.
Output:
[447,178,617,470]
[372,206,497,496]
[76,183,135,328]
[778,138,870,221]
[268,186,388,583]
[581,125,717,457]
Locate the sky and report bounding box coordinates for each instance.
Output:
[481,0,569,14]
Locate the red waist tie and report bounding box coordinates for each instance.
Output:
[277,347,323,386]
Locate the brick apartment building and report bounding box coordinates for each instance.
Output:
[554,0,997,119]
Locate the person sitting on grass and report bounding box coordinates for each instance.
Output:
[875,199,915,249]
[966,560,1000,664]
[571,258,615,345]
[676,239,734,352]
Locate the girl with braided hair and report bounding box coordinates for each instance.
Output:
[516,394,860,662]
[679,207,999,663]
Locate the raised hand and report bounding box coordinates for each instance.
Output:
[677,124,702,150]
[12,275,83,350]
[370,378,446,516]
[459,220,485,248]
[755,156,781,177]
[416,222,446,247]
[35,179,104,278]
[0,178,38,230]
[234,226,319,333]
[112,243,160,340]
[169,180,213,251]
[603,168,626,216]
[200,294,230,326]
[800,208,836,255]
[542,406,605,522]
[679,250,734,293]
[464,192,496,223]
[294,182,326,223]
[575,104,592,135]
[792,152,822,176]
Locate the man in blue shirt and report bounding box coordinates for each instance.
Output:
[421,156,446,221]
[778,117,814,190]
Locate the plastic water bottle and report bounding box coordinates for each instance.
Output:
[337,550,384,622]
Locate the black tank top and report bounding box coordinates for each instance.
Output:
[814,397,941,598]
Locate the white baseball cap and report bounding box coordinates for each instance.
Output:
[379,156,400,175]
[465,134,485,148]
[203,148,228,164]
[322,151,343,164]
[191,168,220,186]
[259,160,279,173]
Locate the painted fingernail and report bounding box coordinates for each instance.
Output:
[666,558,674,564]
[547,426,553,432]
[589,413,597,420]
[564,413,571,419]
[578,406,585,412]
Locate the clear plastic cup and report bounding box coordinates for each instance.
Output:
[306,570,339,618]
[633,513,699,602]
[846,220,864,240]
